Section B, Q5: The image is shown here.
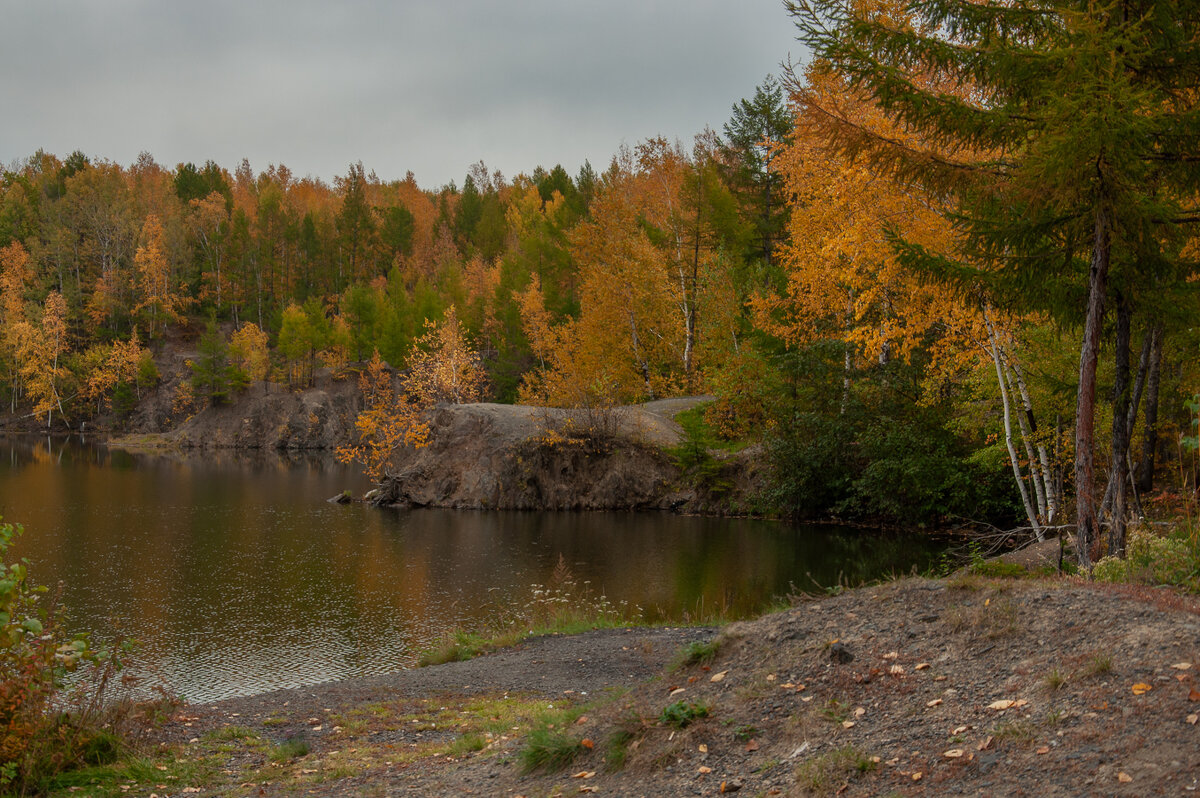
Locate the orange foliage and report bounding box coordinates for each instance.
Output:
[336,351,429,482]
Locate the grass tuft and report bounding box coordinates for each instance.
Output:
[519,727,586,773]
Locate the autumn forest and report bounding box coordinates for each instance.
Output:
[2,1,1200,556]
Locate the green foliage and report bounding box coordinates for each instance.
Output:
[1092,525,1200,589]
[668,408,734,498]
[765,372,1020,526]
[793,745,877,794]
[0,519,130,793]
[519,726,586,774]
[190,319,233,404]
[1183,395,1199,454]
[675,639,721,668]
[658,701,710,729]
[268,737,310,763]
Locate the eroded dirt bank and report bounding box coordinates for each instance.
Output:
[139,575,1200,797]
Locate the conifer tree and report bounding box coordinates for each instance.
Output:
[788,0,1200,567]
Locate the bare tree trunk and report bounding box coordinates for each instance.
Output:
[1003,359,1048,522]
[1074,207,1111,570]
[1134,326,1163,493]
[1012,360,1058,522]
[986,313,1042,537]
[1106,294,1132,558]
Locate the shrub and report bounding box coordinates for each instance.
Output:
[659,701,710,729]
[0,520,109,791]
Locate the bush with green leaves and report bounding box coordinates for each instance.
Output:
[1094,525,1199,588]
[0,520,128,792]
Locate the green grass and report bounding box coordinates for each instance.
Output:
[268,737,311,763]
[793,745,877,794]
[674,638,721,668]
[659,701,710,729]
[519,727,587,773]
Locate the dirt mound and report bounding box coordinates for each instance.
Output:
[142,575,1200,797]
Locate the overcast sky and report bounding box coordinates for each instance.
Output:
[1,1,801,190]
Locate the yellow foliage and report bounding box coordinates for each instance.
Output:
[229,322,270,383]
[404,305,487,405]
[336,351,429,482]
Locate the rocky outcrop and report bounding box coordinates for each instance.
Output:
[374,403,691,511]
[167,374,361,450]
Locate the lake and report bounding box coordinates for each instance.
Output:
[0,435,943,702]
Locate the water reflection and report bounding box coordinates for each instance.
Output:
[0,436,942,702]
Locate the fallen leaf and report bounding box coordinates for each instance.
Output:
[1118,772,1133,783]
[926,699,943,707]
[576,715,588,725]
[745,739,759,752]
[571,770,596,779]
[883,652,899,660]
[943,749,965,758]
[1189,687,1200,702]
[311,725,323,731]
[1172,662,1193,670]
[581,738,595,750]
[711,670,729,683]
[1131,683,1153,696]
[1187,714,1198,725]
[1176,674,1190,682]
[781,682,796,689]
[889,665,905,675]
[579,787,598,794]
[698,766,712,774]
[841,720,855,729]
[988,700,1016,710]
[1013,699,1029,708]
[183,789,202,794]
[1037,746,1050,755]
[670,688,687,697]
[915,663,930,671]
[854,707,866,717]
[977,736,994,751]
[766,674,776,681]
[953,725,969,735]
[699,744,708,753]
[912,772,923,782]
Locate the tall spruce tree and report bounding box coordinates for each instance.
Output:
[787,0,1200,567]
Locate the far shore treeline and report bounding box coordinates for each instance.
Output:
[2,1,1199,544]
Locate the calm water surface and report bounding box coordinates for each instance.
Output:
[0,436,942,702]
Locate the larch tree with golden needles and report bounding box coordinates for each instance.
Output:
[404,305,488,405]
[18,291,70,427]
[0,242,31,413]
[133,214,187,338]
